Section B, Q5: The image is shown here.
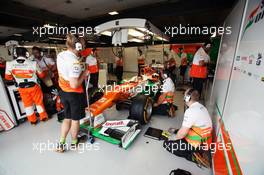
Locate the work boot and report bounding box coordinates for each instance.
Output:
[41,117,49,122]
[168,106,176,118]
[192,152,211,169]
[56,142,66,153]
[30,121,38,125]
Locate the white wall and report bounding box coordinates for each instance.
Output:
[211,0,264,174]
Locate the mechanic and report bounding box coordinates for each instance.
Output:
[86,48,99,88]
[165,47,177,86]
[189,42,211,96]
[179,48,188,85]
[115,51,124,84]
[152,70,176,117]
[31,46,56,92]
[137,49,145,76]
[163,88,212,167]
[56,34,88,152]
[5,47,48,125]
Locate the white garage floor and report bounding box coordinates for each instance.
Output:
[0,84,211,175]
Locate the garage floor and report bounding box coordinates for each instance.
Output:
[0,74,211,175]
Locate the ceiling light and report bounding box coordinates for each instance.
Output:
[128,29,144,38]
[101,31,112,36]
[137,28,154,35]
[108,11,119,15]
[13,33,22,36]
[156,36,168,41]
[48,37,66,40]
[128,38,143,43]
[44,24,56,28]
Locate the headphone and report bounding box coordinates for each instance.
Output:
[184,88,195,103]
[13,47,29,58]
[74,34,83,51]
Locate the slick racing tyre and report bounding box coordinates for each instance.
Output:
[129,94,152,125]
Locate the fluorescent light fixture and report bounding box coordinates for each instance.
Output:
[13,33,22,36]
[101,31,112,36]
[137,27,154,35]
[128,29,144,38]
[156,36,168,41]
[108,11,119,15]
[128,38,144,43]
[48,37,66,40]
[44,24,56,28]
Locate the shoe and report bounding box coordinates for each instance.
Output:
[192,152,211,169]
[168,106,176,118]
[30,121,38,125]
[56,142,66,153]
[41,117,49,122]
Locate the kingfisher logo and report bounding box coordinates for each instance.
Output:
[243,0,264,35]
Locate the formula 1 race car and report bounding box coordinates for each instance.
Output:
[57,65,164,149]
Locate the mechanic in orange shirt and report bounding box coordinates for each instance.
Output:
[5,47,48,125]
[56,34,88,152]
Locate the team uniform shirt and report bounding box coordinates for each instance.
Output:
[180,52,188,66]
[192,47,210,65]
[5,56,44,85]
[86,55,99,74]
[161,77,175,104]
[190,47,210,78]
[138,55,145,65]
[36,57,55,71]
[57,50,84,93]
[115,56,123,67]
[182,102,212,148]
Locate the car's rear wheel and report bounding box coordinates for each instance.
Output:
[129,94,152,125]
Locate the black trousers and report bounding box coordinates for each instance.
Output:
[152,104,170,115]
[90,72,99,88]
[116,66,123,83]
[193,78,205,96]
[163,138,196,161]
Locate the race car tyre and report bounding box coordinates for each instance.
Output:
[129,94,152,125]
[116,100,131,111]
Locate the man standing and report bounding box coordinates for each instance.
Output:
[165,47,177,86]
[189,43,211,96]
[86,48,99,89]
[5,47,48,125]
[137,49,145,76]
[163,88,212,167]
[179,48,188,85]
[115,51,124,84]
[56,34,88,152]
[31,46,56,91]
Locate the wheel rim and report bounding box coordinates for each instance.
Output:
[145,101,153,121]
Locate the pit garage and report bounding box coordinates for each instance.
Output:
[0,0,264,175]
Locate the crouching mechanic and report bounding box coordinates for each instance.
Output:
[152,70,176,117]
[163,88,212,167]
[5,47,48,125]
[56,34,88,153]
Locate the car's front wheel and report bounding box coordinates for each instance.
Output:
[129,94,152,125]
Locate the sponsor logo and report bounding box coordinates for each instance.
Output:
[249,54,255,64]
[241,56,248,61]
[243,0,264,35]
[256,53,262,65]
